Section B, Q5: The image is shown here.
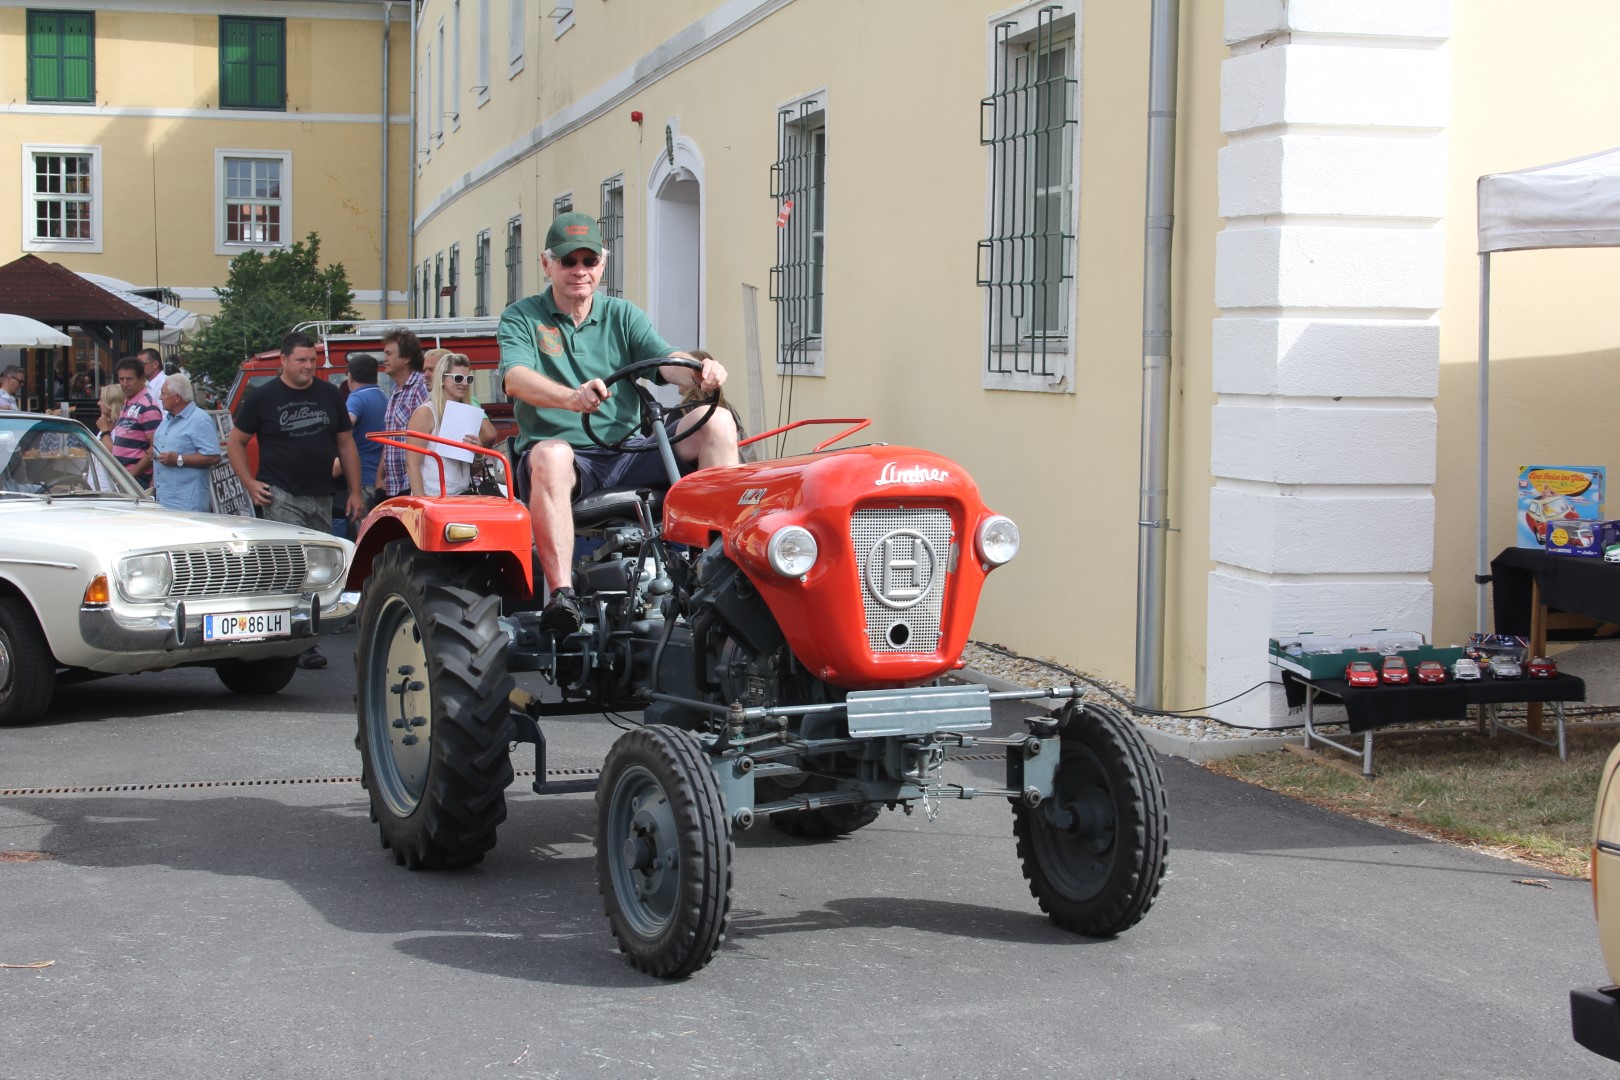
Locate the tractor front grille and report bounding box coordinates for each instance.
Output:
[168,543,309,599]
[850,507,953,654]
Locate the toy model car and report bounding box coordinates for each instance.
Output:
[1488,655,1523,679]
[1527,656,1558,679]
[1572,742,1620,1060]
[1381,656,1410,684]
[346,367,1168,977]
[1452,657,1482,681]
[1526,492,1581,544]
[0,412,357,727]
[1416,660,1447,684]
[1607,544,1620,564]
[1345,660,1380,687]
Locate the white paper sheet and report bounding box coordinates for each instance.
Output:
[435,400,484,462]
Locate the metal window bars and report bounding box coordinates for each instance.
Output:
[447,243,460,318]
[505,215,522,307]
[552,193,573,219]
[433,252,444,318]
[978,7,1076,381]
[599,176,624,298]
[769,100,826,371]
[473,229,490,317]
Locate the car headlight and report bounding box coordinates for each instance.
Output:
[116,553,173,602]
[766,526,818,578]
[303,545,346,590]
[976,515,1020,566]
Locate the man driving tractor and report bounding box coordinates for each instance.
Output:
[497,211,740,635]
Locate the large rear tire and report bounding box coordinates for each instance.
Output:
[355,540,515,869]
[1013,703,1167,936]
[596,725,732,978]
[0,597,54,727]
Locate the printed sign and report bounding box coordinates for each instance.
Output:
[210,463,253,518]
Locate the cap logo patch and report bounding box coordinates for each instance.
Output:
[566,225,589,236]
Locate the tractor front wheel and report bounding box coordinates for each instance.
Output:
[1013,702,1168,937]
[596,725,732,978]
[355,540,514,869]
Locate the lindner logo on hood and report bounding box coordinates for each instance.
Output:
[874,462,950,487]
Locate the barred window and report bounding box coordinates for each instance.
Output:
[448,243,460,318]
[978,5,1077,392]
[28,10,94,104]
[505,215,522,307]
[552,192,572,220]
[433,252,445,318]
[599,176,624,298]
[769,97,826,375]
[474,228,491,316]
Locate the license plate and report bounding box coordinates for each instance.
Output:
[202,610,291,642]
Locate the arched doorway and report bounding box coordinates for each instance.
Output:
[648,134,704,390]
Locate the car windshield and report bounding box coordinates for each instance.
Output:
[0,414,145,500]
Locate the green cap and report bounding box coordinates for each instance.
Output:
[545,211,603,257]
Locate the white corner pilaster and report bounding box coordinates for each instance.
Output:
[1209,1,1451,727]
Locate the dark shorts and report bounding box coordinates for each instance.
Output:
[518,424,695,503]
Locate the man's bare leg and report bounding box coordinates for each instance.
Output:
[526,439,578,596]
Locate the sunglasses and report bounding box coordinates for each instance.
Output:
[443,373,473,385]
[558,253,601,269]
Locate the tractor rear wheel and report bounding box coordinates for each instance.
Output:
[1013,702,1167,937]
[355,540,514,869]
[596,725,732,978]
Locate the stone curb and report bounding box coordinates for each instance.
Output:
[957,667,1302,763]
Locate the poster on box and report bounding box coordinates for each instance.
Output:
[1516,465,1605,548]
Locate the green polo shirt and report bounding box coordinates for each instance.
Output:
[497,287,676,451]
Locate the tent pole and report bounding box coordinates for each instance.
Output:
[1476,251,1491,634]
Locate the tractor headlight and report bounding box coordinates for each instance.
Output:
[116,553,173,602]
[976,515,1020,566]
[767,526,819,578]
[302,545,346,590]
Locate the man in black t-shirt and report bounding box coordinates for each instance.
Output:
[226,331,364,670]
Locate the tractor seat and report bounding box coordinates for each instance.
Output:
[572,487,663,529]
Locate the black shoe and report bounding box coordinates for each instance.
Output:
[539,588,582,635]
[296,647,327,670]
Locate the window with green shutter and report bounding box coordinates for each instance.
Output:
[28,10,95,104]
[219,16,286,110]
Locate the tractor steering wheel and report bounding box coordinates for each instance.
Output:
[581,357,720,454]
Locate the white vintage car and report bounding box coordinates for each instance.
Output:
[1574,741,1620,1061]
[0,411,357,727]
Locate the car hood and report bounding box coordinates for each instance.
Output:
[0,500,344,554]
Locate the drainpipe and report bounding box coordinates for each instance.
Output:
[406,0,420,319]
[380,1,392,320]
[1133,0,1180,711]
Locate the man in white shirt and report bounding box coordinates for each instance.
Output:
[140,348,167,401]
[0,366,21,411]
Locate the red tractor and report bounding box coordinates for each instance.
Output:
[345,359,1168,977]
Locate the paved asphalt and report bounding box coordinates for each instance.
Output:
[0,630,1611,1079]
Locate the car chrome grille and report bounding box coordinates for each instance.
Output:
[168,543,308,599]
[850,507,953,654]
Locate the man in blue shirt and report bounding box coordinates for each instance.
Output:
[152,373,223,513]
[343,352,387,507]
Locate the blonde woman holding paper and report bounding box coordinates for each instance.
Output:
[406,353,499,496]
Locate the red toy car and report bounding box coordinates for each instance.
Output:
[1527,656,1558,679]
[1346,660,1380,687]
[1381,656,1410,685]
[1416,660,1447,684]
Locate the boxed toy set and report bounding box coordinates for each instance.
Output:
[1517,465,1605,549]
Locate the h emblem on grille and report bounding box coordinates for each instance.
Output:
[864,529,937,611]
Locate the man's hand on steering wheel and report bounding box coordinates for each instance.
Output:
[571,378,611,414]
[580,357,721,453]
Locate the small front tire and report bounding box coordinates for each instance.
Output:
[596,725,732,978]
[1014,703,1168,937]
[0,597,54,727]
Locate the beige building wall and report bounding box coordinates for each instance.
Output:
[0,2,410,320]
[1434,0,1620,647]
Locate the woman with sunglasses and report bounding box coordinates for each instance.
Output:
[406,352,499,496]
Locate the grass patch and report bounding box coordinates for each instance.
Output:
[1205,723,1619,879]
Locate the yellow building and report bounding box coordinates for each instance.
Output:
[0,1,411,323]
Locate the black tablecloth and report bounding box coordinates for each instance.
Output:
[1281,669,1585,733]
[1491,546,1620,637]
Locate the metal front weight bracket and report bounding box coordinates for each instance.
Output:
[1006,720,1061,806]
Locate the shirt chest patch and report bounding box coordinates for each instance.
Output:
[537,323,564,357]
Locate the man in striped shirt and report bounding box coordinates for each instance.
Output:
[102,356,161,487]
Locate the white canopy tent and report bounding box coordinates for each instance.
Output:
[0,313,71,348]
[75,272,201,346]
[1476,146,1620,628]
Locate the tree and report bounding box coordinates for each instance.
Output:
[187,233,360,393]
